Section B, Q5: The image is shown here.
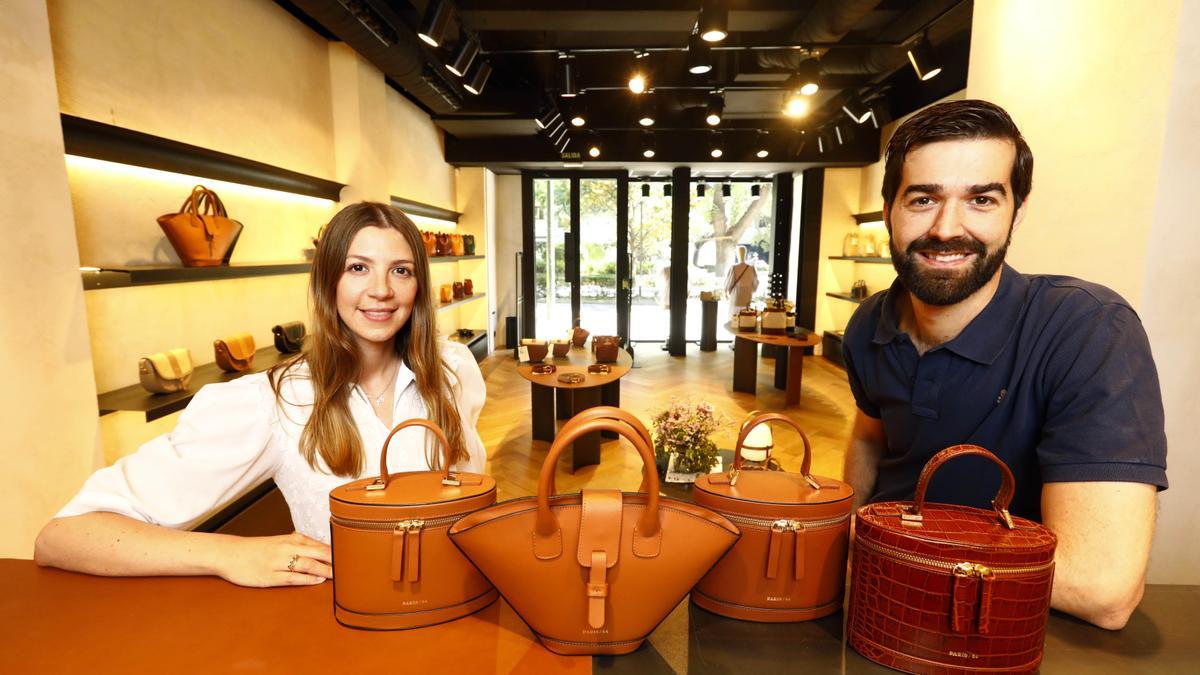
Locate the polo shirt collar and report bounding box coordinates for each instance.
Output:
[872,263,1029,365]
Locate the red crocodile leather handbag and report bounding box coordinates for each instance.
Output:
[848,445,1057,674]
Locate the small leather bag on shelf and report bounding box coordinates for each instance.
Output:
[157,185,244,267]
[591,335,620,363]
[272,321,306,354]
[439,284,453,304]
[421,231,438,257]
[848,445,1057,674]
[329,419,498,630]
[435,233,452,256]
[570,318,589,347]
[448,406,740,655]
[452,281,464,300]
[463,278,474,296]
[463,234,476,255]
[213,333,256,373]
[138,348,193,394]
[450,233,465,256]
[691,412,854,622]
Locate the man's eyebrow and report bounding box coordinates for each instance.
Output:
[902,183,942,195]
[968,182,1007,196]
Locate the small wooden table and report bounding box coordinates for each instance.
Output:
[728,326,820,407]
[516,347,633,471]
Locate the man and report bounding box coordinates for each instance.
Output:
[841,100,1167,631]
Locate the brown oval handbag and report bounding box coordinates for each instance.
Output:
[329,419,498,630]
[691,411,854,622]
[448,406,740,655]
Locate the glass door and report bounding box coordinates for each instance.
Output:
[532,178,573,338]
[627,180,673,342]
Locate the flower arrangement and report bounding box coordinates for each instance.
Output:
[650,398,726,476]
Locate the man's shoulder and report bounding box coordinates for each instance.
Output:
[842,289,890,352]
[1024,273,1134,312]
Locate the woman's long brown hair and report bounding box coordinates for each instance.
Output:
[269,202,467,477]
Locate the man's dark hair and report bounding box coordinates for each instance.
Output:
[881,99,1034,211]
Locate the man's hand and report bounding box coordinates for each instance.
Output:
[1042,481,1156,630]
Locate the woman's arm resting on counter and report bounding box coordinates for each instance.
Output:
[35,512,331,587]
[1042,481,1157,630]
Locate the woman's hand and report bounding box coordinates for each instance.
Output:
[216,532,332,588]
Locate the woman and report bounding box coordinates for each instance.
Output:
[34,202,486,587]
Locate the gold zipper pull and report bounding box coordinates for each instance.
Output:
[390,522,407,582]
[405,520,424,582]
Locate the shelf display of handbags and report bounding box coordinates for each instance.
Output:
[329,418,498,630]
[138,348,193,394]
[421,231,437,257]
[448,406,740,655]
[518,339,548,363]
[157,185,243,267]
[214,333,256,373]
[418,230,479,258]
[450,233,465,256]
[851,280,869,299]
[848,445,1057,674]
[737,308,759,332]
[692,412,854,622]
[452,281,464,300]
[435,233,452,256]
[272,321,306,354]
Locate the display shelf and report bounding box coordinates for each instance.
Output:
[61,114,344,200]
[390,195,460,223]
[829,256,892,264]
[853,210,885,225]
[429,255,485,264]
[81,262,311,290]
[822,330,845,369]
[436,293,486,312]
[446,328,489,363]
[98,346,292,421]
[826,292,866,304]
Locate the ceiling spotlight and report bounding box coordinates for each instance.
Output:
[755,131,769,158]
[569,103,586,126]
[834,124,845,145]
[698,1,728,43]
[790,59,821,96]
[536,107,561,130]
[588,134,601,157]
[628,73,647,95]
[842,96,872,124]
[907,38,943,81]
[446,33,480,77]
[686,31,713,74]
[697,182,707,197]
[709,134,723,158]
[783,94,808,118]
[558,53,578,98]
[641,183,651,197]
[417,0,452,48]
[751,184,761,198]
[756,149,769,158]
[638,97,656,126]
[817,133,827,154]
[550,122,568,144]
[641,132,656,158]
[870,100,893,128]
[722,183,732,197]
[705,92,724,126]
[557,134,571,153]
[463,60,492,95]
[664,183,672,197]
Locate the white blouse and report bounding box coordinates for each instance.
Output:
[57,340,487,544]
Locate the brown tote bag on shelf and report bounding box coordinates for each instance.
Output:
[329,419,498,630]
[691,412,854,622]
[213,333,256,373]
[448,406,740,655]
[157,185,243,267]
[848,445,1057,674]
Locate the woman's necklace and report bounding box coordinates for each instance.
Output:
[362,361,400,408]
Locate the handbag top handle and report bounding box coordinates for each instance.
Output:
[547,407,654,494]
[734,411,813,478]
[179,185,228,218]
[376,418,454,488]
[911,444,1017,530]
[534,406,661,552]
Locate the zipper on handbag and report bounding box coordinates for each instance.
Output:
[854,536,1054,576]
[717,513,848,581]
[331,514,471,584]
[330,513,463,529]
[721,512,850,531]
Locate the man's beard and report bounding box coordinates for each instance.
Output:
[890,232,1010,306]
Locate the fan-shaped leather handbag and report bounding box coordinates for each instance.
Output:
[138,348,193,394]
[157,185,243,267]
[448,406,740,655]
[213,333,255,373]
[329,419,498,630]
[691,412,854,622]
[272,321,305,354]
[848,445,1057,674]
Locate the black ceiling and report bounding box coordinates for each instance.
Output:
[282,0,973,171]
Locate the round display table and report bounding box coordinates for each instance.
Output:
[728,326,820,407]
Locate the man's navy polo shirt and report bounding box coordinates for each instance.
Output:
[842,264,1167,521]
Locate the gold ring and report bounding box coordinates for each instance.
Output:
[287,554,299,572]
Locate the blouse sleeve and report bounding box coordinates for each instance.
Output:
[443,341,488,473]
[55,374,284,529]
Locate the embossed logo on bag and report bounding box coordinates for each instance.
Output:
[582,629,610,634]
[766,596,792,602]
[948,651,978,659]
[401,599,430,606]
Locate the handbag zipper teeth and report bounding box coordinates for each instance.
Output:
[330,513,465,529]
[856,536,1054,575]
[722,512,850,530]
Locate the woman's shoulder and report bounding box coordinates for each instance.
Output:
[438,338,475,370]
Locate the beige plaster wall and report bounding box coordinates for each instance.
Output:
[967,0,1194,583]
[492,174,523,347]
[0,0,101,559]
[389,89,457,212]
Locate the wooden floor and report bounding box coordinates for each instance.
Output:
[477,344,857,501]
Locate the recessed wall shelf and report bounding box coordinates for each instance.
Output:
[437,293,487,312]
[81,262,312,290]
[391,195,461,223]
[98,346,291,421]
[853,210,885,225]
[829,256,892,264]
[430,255,485,264]
[61,115,345,200]
[826,292,866,304]
[446,328,488,362]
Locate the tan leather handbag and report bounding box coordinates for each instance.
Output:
[421,231,437,257]
[138,348,193,393]
[329,419,498,630]
[691,412,854,622]
[157,185,243,267]
[213,333,256,373]
[448,406,740,655]
[591,335,621,363]
[450,233,465,256]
